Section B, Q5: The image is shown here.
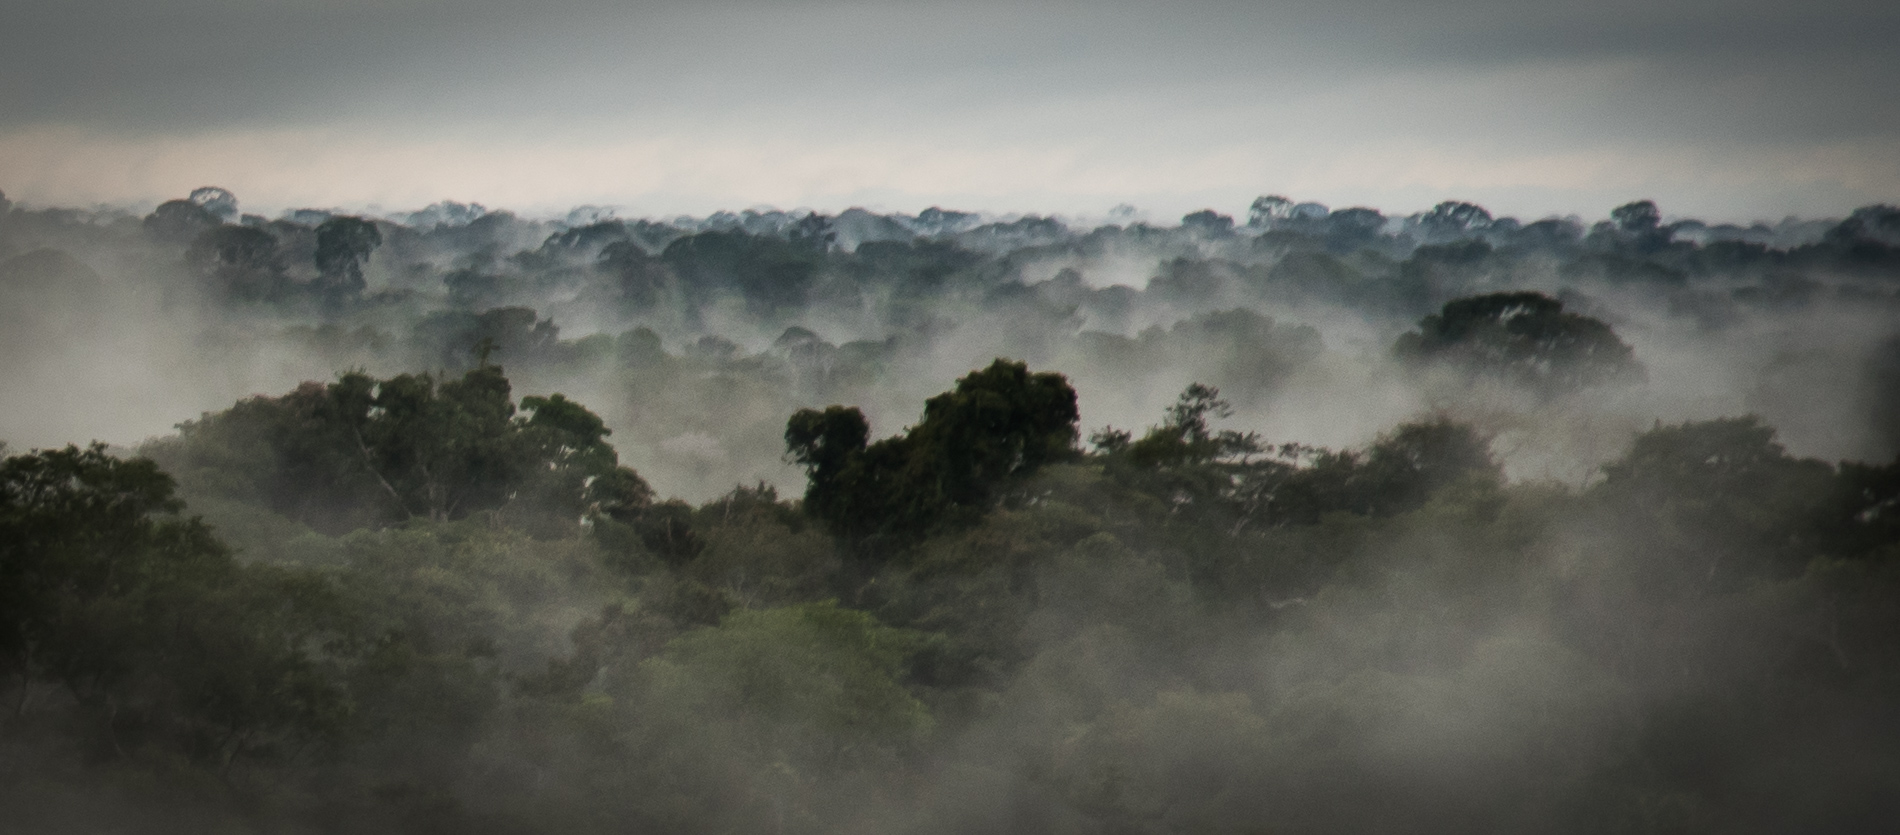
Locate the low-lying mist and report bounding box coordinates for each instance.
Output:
[2,188,1897,834]
[4,191,1895,498]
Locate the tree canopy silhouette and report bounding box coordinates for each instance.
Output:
[1395,291,1643,395]
[786,358,1079,547]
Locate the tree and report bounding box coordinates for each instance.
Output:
[906,358,1082,505]
[143,199,219,244]
[786,359,1079,546]
[598,240,675,309]
[1610,200,1661,234]
[1394,291,1643,396]
[1593,416,1835,589]
[1126,384,1261,468]
[1319,207,1386,253]
[0,444,350,766]
[187,186,239,222]
[661,229,822,312]
[1591,200,1671,253]
[412,307,561,371]
[185,225,283,301]
[1181,210,1235,236]
[788,211,837,251]
[155,365,642,534]
[313,216,383,304]
[784,405,873,535]
[1103,386,1496,530]
[1353,419,1500,514]
[1,444,188,696]
[1416,200,1493,241]
[1247,195,1294,228]
[341,364,523,522]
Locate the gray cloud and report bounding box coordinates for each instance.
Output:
[7,0,1894,130]
[1,0,1894,217]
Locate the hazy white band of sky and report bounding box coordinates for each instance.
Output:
[3,0,1895,222]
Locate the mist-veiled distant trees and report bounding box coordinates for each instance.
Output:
[1247,195,1295,228]
[188,186,239,222]
[598,240,676,309]
[143,198,220,244]
[1181,210,1236,236]
[1318,207,1387,253]
[1415,200,1494,240]
[786,359,1080,546]
[1579,199,1675,256]
[412,306,562,370]
[186,224,284,301]
[137,188,239,246]
[1610,199,1661,235]
[313,216,383,304]
[1395,291,1643,396]
[661,228,825,313]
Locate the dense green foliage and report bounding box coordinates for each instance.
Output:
[5,359,1899,834]
[0,444,351,775]
[787,359,1079,547]
[146,364,643,536]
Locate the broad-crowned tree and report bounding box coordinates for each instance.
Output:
[1394,291,1643,396]
[787,359,1079,547]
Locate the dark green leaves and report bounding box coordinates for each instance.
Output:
[157,366,642,535]
[787,359,1079,547]
[0,444,351,767]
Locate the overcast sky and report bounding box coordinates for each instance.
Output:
[2,0,1896,222]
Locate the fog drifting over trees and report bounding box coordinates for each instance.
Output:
[2,189,1898,833]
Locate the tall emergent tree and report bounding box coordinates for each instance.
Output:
[786,359,1079,547]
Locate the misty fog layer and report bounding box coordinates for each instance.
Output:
[3,189,1899,834]
[2,191,1895,497]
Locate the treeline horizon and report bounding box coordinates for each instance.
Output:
[4,186,1898,493]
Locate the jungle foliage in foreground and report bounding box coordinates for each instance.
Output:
[4,354,1899,835]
